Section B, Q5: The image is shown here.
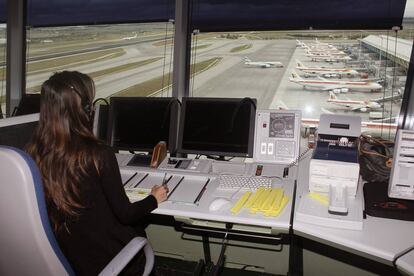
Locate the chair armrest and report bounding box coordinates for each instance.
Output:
[98,237,154,276]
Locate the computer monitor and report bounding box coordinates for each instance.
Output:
[93,104,110,142]
[12,93,41,116]
[177,97,256,158]
[107,97,180,154]
[0,113,39,149]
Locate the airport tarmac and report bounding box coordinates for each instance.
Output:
[8,35,403,125]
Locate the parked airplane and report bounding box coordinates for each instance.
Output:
[296,39,334,49]
[305,52,352,62]
[295,60,359,78]
[243,57,283,68]
[304,47,347,56]
[289,71,383,93]
[327,92,381,112]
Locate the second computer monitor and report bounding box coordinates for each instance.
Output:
[107,97,180,153]
[177,97,256,158]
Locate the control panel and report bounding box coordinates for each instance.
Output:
[253,110,301,164]
[158,157,212,174]
[389,129,414,200]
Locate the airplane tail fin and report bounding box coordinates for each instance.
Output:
[243,56,251,62]
[290,71,302,80]
[328,91,337,101]
[296,60,305,68]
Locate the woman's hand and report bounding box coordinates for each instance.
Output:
[150,185,168,204]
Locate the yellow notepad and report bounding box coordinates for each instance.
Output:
[230,191,251,214]
[308,192,329,206]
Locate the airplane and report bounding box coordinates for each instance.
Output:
[327,91,381,112]
[303,46,347,56]
[243,57,283,68]
[289,71,383,93]
[122,33,137,40]
[295,60,359,78]
[305,51,352,62]
[296,39,335,49]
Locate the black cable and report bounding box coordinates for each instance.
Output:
[167,20,175,96]
[92,97,109,105]
[389,29,398,139]
[161,19,169,96]
[228,97,256,133]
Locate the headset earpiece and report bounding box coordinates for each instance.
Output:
[67,84,92,116]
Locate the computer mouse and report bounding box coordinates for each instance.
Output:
[208,198,231,212]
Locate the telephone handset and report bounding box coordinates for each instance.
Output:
[253,110,301,164]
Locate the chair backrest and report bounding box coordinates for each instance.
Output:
[0,146,75,276]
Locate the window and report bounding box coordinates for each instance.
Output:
[25,21,175,100]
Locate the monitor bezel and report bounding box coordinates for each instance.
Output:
[0,113,39,150]
[107,97,179,153]
[177,97,256,158]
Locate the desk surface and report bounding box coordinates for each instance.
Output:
[293,152,414,266]
[118,154,295,234]
[117,153,414,272]
[396,249,414,275]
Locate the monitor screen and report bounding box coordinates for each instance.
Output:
[107,97,180,153]
[0,113,39,150]
[177,97,256,158]
[13,94,41,116]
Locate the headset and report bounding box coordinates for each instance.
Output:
[68,85,92,115]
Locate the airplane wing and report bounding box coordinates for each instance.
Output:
[372,93,402,103]
[321,85,344,91]
[350,104,365,111]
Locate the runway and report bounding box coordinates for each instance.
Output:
[6,32,402,124]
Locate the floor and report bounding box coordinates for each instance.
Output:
[152,256,279,276]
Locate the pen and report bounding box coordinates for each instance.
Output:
[194,178,210,204]
[162,173,168,186]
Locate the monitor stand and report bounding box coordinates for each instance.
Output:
[127,154,152,167]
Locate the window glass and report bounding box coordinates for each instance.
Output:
[189,24,412,139]
[25,22,175,100]
[0,23,6,117]
[27,0,175,27]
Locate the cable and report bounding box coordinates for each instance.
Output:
[284,147,312,170]
[382,30,390,138]
[389,28,399,139]
[191,30,199,97]
[167,19,175,97]
[161,19,169,96]
[92,97,109,105]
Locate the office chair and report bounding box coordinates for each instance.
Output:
[0,146,154,276]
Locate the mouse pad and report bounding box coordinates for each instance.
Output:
[168,175,209,204]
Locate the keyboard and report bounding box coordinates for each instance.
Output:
[217,175,272,191]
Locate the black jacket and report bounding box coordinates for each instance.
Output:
[55,145,157,275]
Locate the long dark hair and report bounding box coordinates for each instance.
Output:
[26,71,101,232]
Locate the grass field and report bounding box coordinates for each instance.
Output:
[112,57,222,98]
[230,44,252,53]
[1,48,126,82]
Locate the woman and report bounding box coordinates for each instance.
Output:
[26,71,168,275]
